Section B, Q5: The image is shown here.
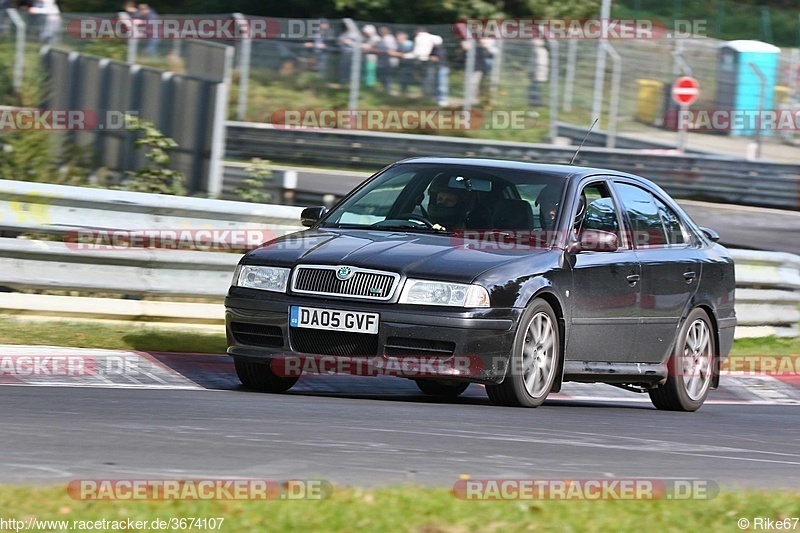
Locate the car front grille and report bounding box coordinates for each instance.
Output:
[290,328,379,357]
[385,337,456,357]
[230,322,284,348]
[292,266,399,300]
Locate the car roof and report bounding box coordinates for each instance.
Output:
[393,157,635,181]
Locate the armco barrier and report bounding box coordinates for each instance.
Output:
[0,179,798,336]
[225,122,800,210]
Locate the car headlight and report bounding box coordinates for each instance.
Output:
[234,265,290,293]
[399,279,490,307]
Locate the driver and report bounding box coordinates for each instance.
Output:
[426,174,472,230]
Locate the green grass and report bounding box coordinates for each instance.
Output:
[0,317,227,353]
[0,485,798,532]
[729,336,800,357]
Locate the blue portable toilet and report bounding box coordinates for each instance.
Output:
[715,40,781,136]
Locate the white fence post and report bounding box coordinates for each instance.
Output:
[343,18,362,113]
[233,13,251,121]
[563,39,577,113]
[548,38,559,143]
[605,42,621,149]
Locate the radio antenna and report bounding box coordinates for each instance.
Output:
[570,118,599,165]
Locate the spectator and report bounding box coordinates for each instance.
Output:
[28,0,61,44]
[392,31,413,96]
[463,38,496,106]
[304,18,336,78]
[137,3,158,56]
[0,0,9,37]
[375,26,397,93]
[410,27,440,97]
[361,24,380,87]
[429,37,449,107]
[337,25,360,86]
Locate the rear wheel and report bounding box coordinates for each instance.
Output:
[486,299,560,407]
[414,379,469,397]
[649,308,715,412]
[235,358,299,393]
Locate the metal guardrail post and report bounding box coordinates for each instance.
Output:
[233,13,251,121]
[563,39,577,113]
[604,42,621,149]
[6,9,25,93]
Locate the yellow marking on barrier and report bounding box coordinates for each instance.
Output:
[8,195,53,226]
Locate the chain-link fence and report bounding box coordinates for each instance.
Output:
[2,10,800,150]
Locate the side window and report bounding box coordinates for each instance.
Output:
[614,183,668,248]
[576,183,622,242]
[653,197,688,245]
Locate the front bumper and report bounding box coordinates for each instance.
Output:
[225,288,521,383]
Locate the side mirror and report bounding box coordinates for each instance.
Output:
[699,226,720,242]
[567,229,619,254]
[301,206,327,227]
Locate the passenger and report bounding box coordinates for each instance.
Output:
[535,185,561,230]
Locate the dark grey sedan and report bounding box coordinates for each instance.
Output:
[225,158,736,411]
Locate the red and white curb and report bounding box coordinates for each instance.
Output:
[1,345,798,405]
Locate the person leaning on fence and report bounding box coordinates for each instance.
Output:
[392,32,414,96]
[27,0,61,44]
[304,18,336,77]
[462,37,496,106]
[336,25,360,86]
[375,26,397,93]
[360,24,381,87]
[137,3,158,56]
[409,28,442,98]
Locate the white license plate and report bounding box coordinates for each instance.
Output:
[290,306,379,334]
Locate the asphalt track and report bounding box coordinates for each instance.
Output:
[1,347,799,489]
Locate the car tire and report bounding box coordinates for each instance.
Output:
[414,379,470,397]
[649,308,716,412]
[234,358,299,393]
[486,299,560,407]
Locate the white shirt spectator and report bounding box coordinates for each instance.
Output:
[409,31,442,61]
[29,0,60,14]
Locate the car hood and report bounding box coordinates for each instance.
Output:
[244,228,552,284]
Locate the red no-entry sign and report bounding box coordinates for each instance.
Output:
[672,76,699,106]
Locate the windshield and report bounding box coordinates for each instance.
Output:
[320,163,567,235]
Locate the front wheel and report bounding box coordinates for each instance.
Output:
[649,308,715,412]
[486,299,560,407]
[235,358,299,393]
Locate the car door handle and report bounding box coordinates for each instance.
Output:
[683,270,697,282]
[626,273,640,285]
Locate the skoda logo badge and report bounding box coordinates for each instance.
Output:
[336,266,353,281]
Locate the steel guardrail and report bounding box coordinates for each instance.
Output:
[225,122,800,211]
[0,178,798,336]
